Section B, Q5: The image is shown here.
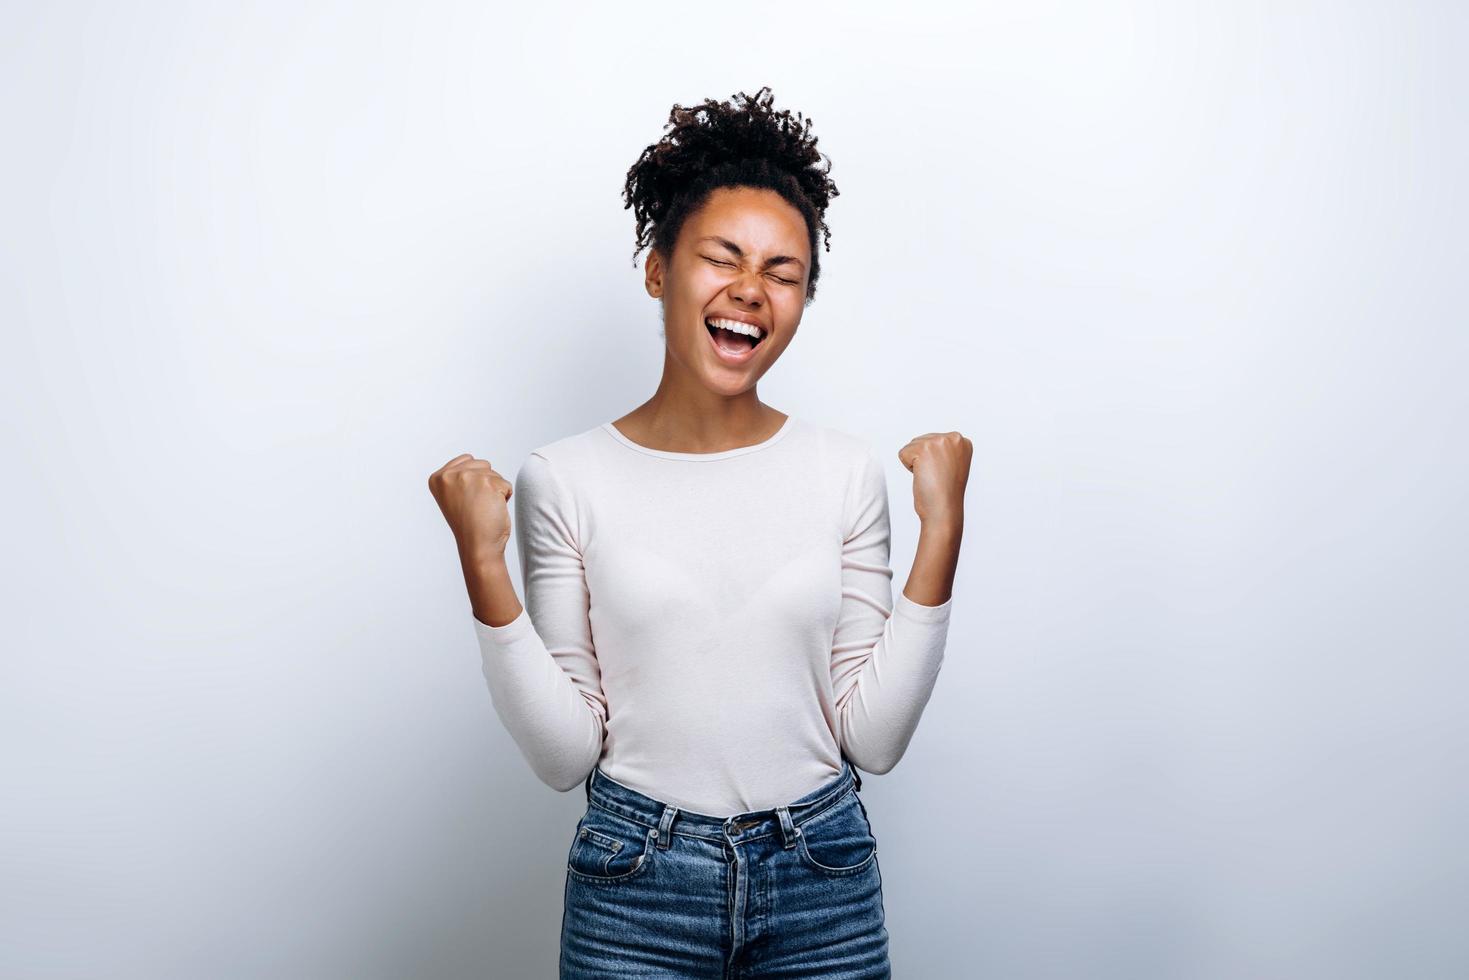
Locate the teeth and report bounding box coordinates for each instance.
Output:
[706,317,764,340]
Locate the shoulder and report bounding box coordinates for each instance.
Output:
[512,423,608,500]
[795,419,881,471]
[789,419,887,519]
[526,421,606,463]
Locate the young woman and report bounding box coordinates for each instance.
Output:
[429,87,971,978]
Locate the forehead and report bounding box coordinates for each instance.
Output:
[683,186,809,255]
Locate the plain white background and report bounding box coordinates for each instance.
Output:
[3,2,1465,977]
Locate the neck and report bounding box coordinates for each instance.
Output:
[614,384,785,455]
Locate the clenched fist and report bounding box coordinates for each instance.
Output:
[428,453,514,560]
[897,431,972,528]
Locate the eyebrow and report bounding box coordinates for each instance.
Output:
[697,236,807,272]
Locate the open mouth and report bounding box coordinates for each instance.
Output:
[704,317,765,359]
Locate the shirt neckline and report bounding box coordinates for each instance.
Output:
[600,415,795,461]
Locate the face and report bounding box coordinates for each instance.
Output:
[643,185,811,396]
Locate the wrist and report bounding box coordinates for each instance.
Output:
[460,540,509,572]
[919,511,964,537]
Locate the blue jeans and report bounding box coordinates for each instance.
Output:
[560,758,890,978]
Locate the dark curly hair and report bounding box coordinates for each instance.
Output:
[622,87,840,303]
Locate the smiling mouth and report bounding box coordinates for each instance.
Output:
[705,318,765,356]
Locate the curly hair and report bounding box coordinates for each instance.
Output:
[622,87,840,303]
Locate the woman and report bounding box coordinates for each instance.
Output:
[429,87,970,978]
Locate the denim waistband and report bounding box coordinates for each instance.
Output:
[580,757,865,846]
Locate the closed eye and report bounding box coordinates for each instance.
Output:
[704,255,798,286]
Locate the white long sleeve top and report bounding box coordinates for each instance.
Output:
[473,414,953,816]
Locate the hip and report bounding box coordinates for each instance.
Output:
[559,757,890,978]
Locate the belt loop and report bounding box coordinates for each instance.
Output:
[844,754,862,793]
[654,804,678,850]
[583,767,594,803]
[775,805,798,849]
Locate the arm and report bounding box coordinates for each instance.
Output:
[830,451,956,775]
[471,452,605,791]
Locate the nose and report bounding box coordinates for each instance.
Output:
[729,274,766,309]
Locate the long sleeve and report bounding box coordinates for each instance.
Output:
[472,451,605,792]
[830,450,953,775]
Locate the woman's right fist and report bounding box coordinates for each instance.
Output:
[428,453,513,559]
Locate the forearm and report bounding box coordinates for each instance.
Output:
[902,514,962,607]
[463,546,604,791]
[460,546,524,627]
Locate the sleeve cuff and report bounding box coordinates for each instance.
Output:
[893,591,953,624]
[473,606,534,644]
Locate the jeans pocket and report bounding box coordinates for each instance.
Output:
[794,789,878,877]
[567,805,655,883]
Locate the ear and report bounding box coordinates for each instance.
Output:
[643,249,664,299]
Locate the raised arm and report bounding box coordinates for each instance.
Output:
[830,448,961,775]
[431,449,605,791]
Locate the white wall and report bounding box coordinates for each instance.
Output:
[3,2,1465,977]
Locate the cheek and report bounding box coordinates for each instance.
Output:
[676,262,724,294]
[776,300,804,333]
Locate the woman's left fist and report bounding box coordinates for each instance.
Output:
[897,431,972,527]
